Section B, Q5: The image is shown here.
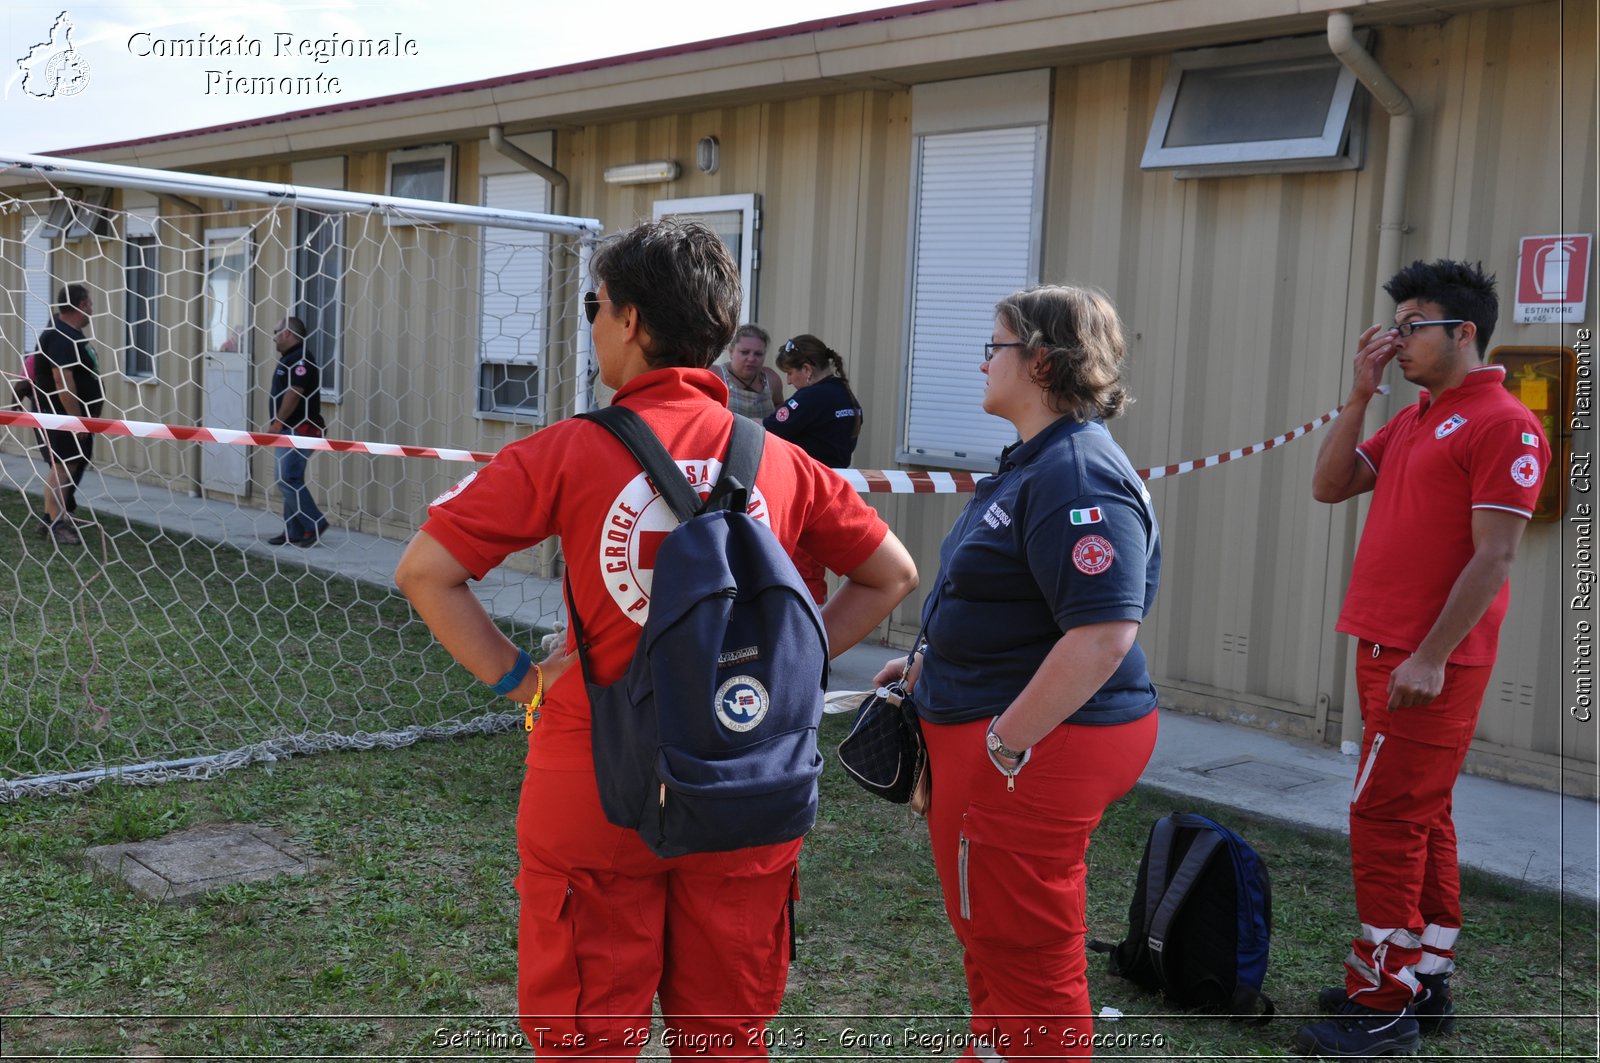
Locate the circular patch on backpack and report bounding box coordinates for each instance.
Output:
[715,676,769,732]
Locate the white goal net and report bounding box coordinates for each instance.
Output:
[0,153,602,799]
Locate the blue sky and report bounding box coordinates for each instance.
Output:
[3,1,919,155]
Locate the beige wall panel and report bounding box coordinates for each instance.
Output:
[1044,55,1368,724]
[1149,176,1361,717]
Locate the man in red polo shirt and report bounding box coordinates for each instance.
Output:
[1296,259,1550,1058]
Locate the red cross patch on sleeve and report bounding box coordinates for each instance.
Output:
[1072,535,1114,575]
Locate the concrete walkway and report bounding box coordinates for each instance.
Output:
[4,450,1595,903]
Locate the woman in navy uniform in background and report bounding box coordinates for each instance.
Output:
[764,334,864,602]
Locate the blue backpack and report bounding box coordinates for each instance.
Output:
[566,406,829,859]
[1092,812,1274,1019]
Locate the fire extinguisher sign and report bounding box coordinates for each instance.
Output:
[1514,233,1592,323]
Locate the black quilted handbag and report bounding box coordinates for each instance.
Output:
[836,679,928,806]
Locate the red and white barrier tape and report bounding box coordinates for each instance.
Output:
[0,408,494,463]
[0,402,1347,492]
[1137,403,1344,481]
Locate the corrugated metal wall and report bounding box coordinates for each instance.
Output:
[1,0,1589,791]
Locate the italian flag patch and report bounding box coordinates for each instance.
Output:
[1522,432,1538,446]
[1070,507,1103,525]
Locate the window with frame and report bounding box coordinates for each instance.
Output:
[901,71,1048,470]
[123,233,158,379]
[652,194,761,326]
[387,144,454,207]
[477,170,551,419]
[294,208,344,398]
[1141,34,1370,176]
[23,213,54,350]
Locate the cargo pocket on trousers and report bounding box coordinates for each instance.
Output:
[958,802,1085,947]
[515,868,581,1022]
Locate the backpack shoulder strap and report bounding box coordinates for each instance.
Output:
[704,413,764,513]
[1143,816,1178,942]
[577,405,702,523]
[1147,827,1224,990]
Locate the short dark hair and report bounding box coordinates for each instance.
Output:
[589,218,741,369]
[994,285,1131,422]
[774,334,848,385]
[54,283,91,314]
[281,315,307,339]
[1383,259,1498,356]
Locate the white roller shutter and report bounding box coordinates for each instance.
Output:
[903,125,1043,467]
[23,216,52,349]
[479,171,550,416]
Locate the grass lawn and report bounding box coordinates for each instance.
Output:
[1,720,1595,1059]
[0,487,534,787]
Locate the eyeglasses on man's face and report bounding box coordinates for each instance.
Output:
[583,290,613,325]
[983,341,1026,362]
[1391,318,1464,339]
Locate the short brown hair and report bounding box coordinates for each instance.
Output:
[589,218,741,369]
[994,285,1131,421]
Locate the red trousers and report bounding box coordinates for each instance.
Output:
[515,764,800,1059]
[924,711,1158,1059]
[1344,641,1493,1010]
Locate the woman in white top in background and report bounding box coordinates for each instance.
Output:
[717,323,784,420]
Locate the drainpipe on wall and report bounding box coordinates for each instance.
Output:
[487,125,587,413]
[1328,12,1416,754]
[488,125,568,218]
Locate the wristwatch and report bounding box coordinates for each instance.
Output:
[985,720,1027,761]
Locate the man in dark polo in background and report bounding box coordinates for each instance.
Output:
[31,283,103,546]
[266,316,329,546]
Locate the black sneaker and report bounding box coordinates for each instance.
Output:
[1293,999,1420,1057]
[1413,972,1457,1035]
[267,532,291,546]
[1317,984,1349,1012]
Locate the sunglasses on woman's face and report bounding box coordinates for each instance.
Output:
[583,291,614,325]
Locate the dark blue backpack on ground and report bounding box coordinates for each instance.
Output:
[566,406,829,859]
[1091,812,1274,1020]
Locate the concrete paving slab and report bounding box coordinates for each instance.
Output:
[84,823,322,903]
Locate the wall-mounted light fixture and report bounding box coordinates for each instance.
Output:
[696,136,720,175]
[602,161,681,185]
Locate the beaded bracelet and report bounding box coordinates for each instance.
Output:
[490,649,532,696]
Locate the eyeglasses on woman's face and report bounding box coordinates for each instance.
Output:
[983,341,1026,362]
[583,290,614,325]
